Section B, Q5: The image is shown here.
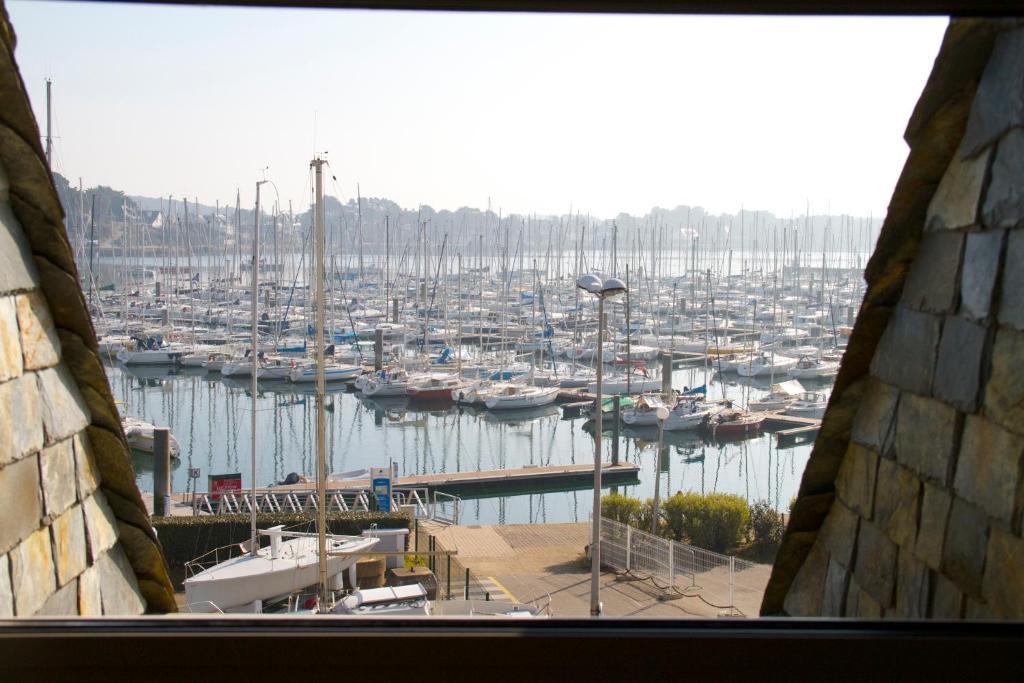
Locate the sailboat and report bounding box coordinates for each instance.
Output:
[184,526,377,613]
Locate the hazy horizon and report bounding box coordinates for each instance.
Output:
[10,3,947,219]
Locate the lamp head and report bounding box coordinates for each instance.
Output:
[576,274,603,295]
[601,277,627,297]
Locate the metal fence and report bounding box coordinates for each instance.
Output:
[600,517,761,616]
[190,487,438,519]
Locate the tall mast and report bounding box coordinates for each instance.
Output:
[357,183,364,279]
[45,78,52,170]
[311,157,329,606]
[250,179,266,557]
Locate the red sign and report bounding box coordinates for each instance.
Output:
[209,473,242,501]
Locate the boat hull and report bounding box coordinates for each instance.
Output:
[184,535,378,613]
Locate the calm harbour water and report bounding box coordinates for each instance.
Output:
[111,363,821,525]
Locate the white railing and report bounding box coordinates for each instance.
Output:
[190,486,440,519]
[431,491,461,525]
[600,517,760,616]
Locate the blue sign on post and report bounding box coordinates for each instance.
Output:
[370,466,391,512]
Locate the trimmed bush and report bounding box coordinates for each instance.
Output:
[601,493,641,526]
[153,512,412,570]
[749,500,786,550]
[662,492,750,553]
[635,498,670,538]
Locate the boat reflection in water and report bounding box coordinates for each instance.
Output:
[107,362,817,526]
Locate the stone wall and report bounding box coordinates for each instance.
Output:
[0,158,146,617]
[778,24,1024,620]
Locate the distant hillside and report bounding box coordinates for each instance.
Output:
[53,173,884,258]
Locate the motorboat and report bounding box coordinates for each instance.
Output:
[179,345,220,367]
[359,367,412,396]
[184,526,380,614]
[200,351,233,372]
[706,408,766,438]
[331,584,431,616]
[259,355,295,380]
[748,379,805,412]
[484,384,559,410]
[785,391,829,418]
[407,373,464,401]
[331,584,546,618]
[122,417,180,458]
[221,352,259,377]
[620,394,673,427]
[663,398,720,432]
[116,341,185,365]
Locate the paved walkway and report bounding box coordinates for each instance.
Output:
[417,521,769,618]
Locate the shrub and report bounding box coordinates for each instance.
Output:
[749,500,786,550]
[662,492,750,552]
[153,511,412,570]
[601,492,641,526]
[635,498,670,538]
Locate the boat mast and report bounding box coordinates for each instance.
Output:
[45,78,52,169]
[311,157,329,606]
[250,178,267,557]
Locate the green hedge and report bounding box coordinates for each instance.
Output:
[601,492,789,555]
[601,492,641,525]
[662,492,750,553]
[153,512,412,570]
[748,500,786,551]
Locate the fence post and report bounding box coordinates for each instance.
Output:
[625,524,631,572]
[447,555,452,599]
[611,396,620,466]
[729,555,735,614]
[668,541,674,587]
[464,568,470,600]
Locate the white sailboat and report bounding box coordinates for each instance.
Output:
[288,362,363,383]
[789,355,840,379]
[736,351,798,378]
[484,384,559,410]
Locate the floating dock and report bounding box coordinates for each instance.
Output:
[279,462,642,497]
[761,412,822,446]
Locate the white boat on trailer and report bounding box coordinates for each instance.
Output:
[184,526,379,614]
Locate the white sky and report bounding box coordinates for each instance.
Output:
[9,3,947,218]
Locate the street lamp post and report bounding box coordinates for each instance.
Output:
[577,274,626,617]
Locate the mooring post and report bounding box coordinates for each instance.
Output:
[374,328,384,370]
[611,396,621,466]
[153,428,171,517]
[392,298,399,323]
[464,568,470,600]
[661,353,673,399]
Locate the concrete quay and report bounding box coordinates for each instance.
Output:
[415,521,770,618]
